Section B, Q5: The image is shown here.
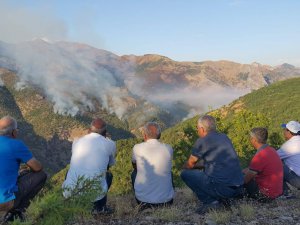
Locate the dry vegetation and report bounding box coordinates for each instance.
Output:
[70,188,300,225]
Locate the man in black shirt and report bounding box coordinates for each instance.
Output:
[181,115,243,214]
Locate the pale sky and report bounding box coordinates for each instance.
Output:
[1,0,300,66]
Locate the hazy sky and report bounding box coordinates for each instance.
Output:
[1,0,300,66]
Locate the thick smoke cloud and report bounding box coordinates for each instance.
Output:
[6,41,132,118]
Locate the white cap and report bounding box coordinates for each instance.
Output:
[281,121,300,134]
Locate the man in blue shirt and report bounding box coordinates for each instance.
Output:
[0,116,47,222]
[181,115,243,214]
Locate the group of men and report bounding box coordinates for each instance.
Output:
[1,115,300,222]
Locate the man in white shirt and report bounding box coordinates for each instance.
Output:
[131,122,174,209]
[62,118,116,214]
[277,120,300,196]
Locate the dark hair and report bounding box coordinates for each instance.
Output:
[250,127,268,144]
[90,118,107,136]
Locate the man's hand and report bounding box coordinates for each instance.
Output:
[244,168,258,184]
[26,158,43,172]
[183,155,198,169]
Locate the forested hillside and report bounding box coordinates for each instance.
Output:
[0,68,133,173]
[110,77,300,193]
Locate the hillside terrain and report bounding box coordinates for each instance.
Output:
[0,68,133,173]
[8,77,300,225]
[1,39,300,131]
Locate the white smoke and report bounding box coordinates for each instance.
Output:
[5,40,132,117]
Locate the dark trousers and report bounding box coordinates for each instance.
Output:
[244,179,272,202]
[131,169,173,210]
[283,162,300,194]
[13,170,47,212]
[93,171,113,210]
[181,169,243,205]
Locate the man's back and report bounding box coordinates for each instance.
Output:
[192,131,243,186]
[133,139,174,204]
[63,133,116,197]
[250,146,283,198]
[0,136,32,204]
[277,136,300,176]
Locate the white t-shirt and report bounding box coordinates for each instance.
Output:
[277,136,300,176]
[132,139,174,204]
[62,133,116,199]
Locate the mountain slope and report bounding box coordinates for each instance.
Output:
[109,77,300,193]
[1,39,300,128]
[0,68,133,173]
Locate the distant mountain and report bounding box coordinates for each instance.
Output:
[1,39,300,129]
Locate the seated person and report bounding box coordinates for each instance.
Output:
[244,127,283,201]
[62,118,116,214]
[131,122,174,209]
[181,115,244,214]
[0,116,47,222]
[277,121,300,197]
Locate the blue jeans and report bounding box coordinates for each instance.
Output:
[181,169,243,204]
[283,162,300,192]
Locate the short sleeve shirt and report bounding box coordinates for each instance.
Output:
[132,139,174,204]
[250,145,283,198]
[192,131,243,186]
[0,136,33,203]
[62,133,116,200]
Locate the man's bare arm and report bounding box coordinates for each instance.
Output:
[26,158,43,172]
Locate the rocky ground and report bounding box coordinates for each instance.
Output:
[70,188,300,225]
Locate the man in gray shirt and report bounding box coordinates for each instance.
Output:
[131,122,174,209]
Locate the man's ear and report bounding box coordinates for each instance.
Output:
[11,129,17,138]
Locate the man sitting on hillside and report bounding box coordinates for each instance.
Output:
[131,122,174,209]
[277,121,300,197]
[0,116,47,222]
[62,118,116,214]
[243,127,283,201]
[181,115,243,213]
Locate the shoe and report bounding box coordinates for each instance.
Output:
[91,205,114,215]
[2,209,25,223]
[196,201,223,214]
[277,193,296,200]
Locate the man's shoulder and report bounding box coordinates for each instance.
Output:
[281,137,300,150]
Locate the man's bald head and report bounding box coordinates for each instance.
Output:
[0,116,17,136]
[90,118,107,136]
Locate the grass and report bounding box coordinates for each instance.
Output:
[206,209,232,224]
[238,202,255,221]
[151,206,183,222]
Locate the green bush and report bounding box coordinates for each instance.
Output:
[13,174,104,225]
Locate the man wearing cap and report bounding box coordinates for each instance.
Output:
[277,120,300,196]
[62,118,116,214]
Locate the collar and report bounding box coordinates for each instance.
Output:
[256,144,268,153]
